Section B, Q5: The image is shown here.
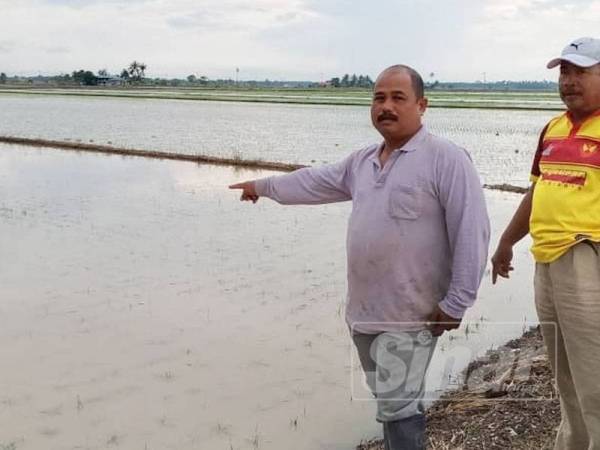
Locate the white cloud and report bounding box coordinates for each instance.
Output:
[459,0,600,80]
[1,0,600,80]
[0,0,328,78]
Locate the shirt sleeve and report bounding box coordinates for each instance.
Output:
[435,147,491,319]
[254,155,353,205]
[530,123,549,183]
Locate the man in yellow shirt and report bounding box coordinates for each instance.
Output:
[492,37,600,449]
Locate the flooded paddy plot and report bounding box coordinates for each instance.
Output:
[0,94,556,186]
[1,144,536,449]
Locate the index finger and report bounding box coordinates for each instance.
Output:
[491,263,506,284]
[228,182,245,189]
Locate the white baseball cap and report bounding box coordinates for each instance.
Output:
[547,37,600,69]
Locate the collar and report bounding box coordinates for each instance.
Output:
[393,125,428,153]
[565,108,600,125]
[368,125,428,164]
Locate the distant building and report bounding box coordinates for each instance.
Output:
[96,75,123,86]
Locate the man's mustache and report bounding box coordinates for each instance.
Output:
[377,113,398,122]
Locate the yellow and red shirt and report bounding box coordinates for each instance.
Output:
[530,110,600,263]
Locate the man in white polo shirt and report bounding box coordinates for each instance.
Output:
[231,65,490,449]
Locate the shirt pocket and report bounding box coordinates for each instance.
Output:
[388,184,423,221]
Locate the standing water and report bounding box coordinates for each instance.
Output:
[0,94,557,186]
[0,143,537,449]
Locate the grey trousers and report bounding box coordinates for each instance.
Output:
[352,330,438,450]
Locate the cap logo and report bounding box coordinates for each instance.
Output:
[570,42,582,50]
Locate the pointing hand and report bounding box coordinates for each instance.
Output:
[229,181,259,203]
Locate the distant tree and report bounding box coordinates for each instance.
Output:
[199,75,208,86]
[127,61,147,82]
[98,69,108,77]
[0,72,6,84]
[120,69,130,80]
[328,74,372,88]
[55,73,72,85]
[187,74,197,83]
[72,70,98,86]
[83,71,97,85]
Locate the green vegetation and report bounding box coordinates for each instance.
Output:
[72,70,98,86]
[0,85,562,110]
[1,60,148,87]
[126,60,147,83]
[329,73,374,88]
[0,63,561,110]
[0,65,558,92]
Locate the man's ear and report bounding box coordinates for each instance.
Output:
[418,97,428,115]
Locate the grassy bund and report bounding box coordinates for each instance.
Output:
[0,136,306,172]
[0,86,562,110]
[0,136,528,194]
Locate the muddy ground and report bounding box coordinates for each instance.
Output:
[357,327,560,450]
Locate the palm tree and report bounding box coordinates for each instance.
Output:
[127,61,147,82]
[128,60,138,78]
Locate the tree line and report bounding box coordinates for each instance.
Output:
[435,80,557,91]
[328,74,374,88]
[0,67,558,92]
[15,61,151,86]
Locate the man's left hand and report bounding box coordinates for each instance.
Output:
[426,306,462,337]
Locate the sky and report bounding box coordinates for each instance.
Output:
[1,0,600,81]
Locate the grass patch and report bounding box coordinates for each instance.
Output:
[0,87,563,111]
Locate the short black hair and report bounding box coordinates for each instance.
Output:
[379,64,425,99]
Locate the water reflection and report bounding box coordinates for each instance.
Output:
[0,144,536,449]
[0,94,557,186]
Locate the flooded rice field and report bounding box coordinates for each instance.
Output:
[1,144,537,449]
[0,94,558,186]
